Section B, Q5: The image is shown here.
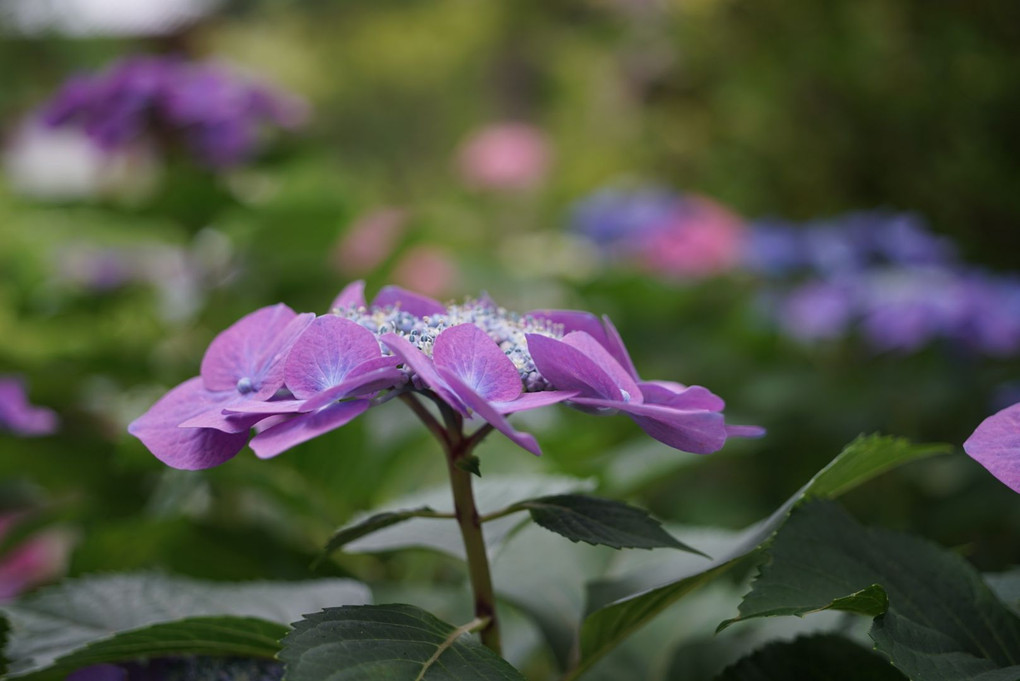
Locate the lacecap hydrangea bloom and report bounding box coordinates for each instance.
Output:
[39,55,307,168]
[129,282,762,469]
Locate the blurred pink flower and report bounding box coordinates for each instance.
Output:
[456,122,551,191]
[331,208,408,276]
[637,196,748,278]
[391,245,460,299]
[0,514,71,601]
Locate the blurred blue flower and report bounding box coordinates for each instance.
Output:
[40,56,307,168]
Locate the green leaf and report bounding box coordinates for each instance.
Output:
[986,569,1020,618]
[1,573,370,679]
[456,455,482,477]
[571,435,949,679]
[320,506,441,564]
[715,634,906,681]
[280,604,525,680]
[341,474,595,560]
[511,494,703,554]
[725,500,1020,680]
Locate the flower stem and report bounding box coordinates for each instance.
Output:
[445,435,502,655]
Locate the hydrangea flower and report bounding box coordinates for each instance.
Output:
[39,55,307,168]
[0,376,58,437]
[964,403,1020,494]
[129,282,761,469]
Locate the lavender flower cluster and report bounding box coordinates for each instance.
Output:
[749,212,1020,355]
[129,282,760,470]
[40,56,307,168]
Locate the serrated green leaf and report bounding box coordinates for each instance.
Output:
[570,435,949,679]
[280,604,525,681]
[513,494,703,554]
[1,573,370,679]
[726,500,1020,681]
[320,506,441,563]
[715,633,906,681]
[342,475,595,559]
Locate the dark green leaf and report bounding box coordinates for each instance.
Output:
[513,494,703,554]
[1,573,370,679]
[320,506,440,564]
[456,456,481,477]
[572,435,949,679]
[986,569,1020,618]
[715,634,906,681]
[280,604,525,680]
[725,500,1020,681]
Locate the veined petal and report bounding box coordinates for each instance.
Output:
[249,400,370,459]
[127,377,249,470]
[569,396,727,454]
[284,315,385,398]
[380,333,467,414]
[200,303,297,392]
[372,286,445,317]
[299,364,405,412]
[432,324,521,403]
[252,312,316,400]
[527,333,630,401]
[560,331,642,402]
[526,309,639,380]
[492,390,579,414]
[964,402,1020,493]
[330,280,366,311]
[437,367,542,456]
[220,399,307,415]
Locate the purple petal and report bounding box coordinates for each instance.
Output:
[726,424,766,438]
[284,316,386,398]
[220,399,308,415]
[570,397,727,454]
[372,286,446,317]
[0,377,59,437]
[330,280,366,311]
[600,314,640,380]
[492,390,579,414]
[560,331,642,401]
[199,304,314,399]
[527,310,639,379]
[127,377,249,470]
[436,367,542,456]
[432,324,522,402]
[639,382,726,411]
[380,333,466,413]
[249,400,370,459]
[963,402,1020,493]
[299,364,404,412]
[527,333,627,401]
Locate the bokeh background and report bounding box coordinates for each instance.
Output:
[1,0,1019,676]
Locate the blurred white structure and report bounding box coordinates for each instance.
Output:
[0,0,222,37]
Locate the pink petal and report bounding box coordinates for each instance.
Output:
[964,402,1020,493]
[380,333,467,413]
[249,400,370,459]
[284,316,385,398]
[128,377,250,470]
[330,280,367,311]
[432,324,521,403]
[437,367,542,456]
[372,286,446,317]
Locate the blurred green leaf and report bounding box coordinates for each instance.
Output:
[724,500,1020,681]
[280,604,525,681]
[1,573,370,679]
[320,506,442,563]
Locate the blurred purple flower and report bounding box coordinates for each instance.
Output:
[779,281,856,343]
[570,188,678,250]
[859,268,969,353]
[0,376,58,437]
[40,56,307,168]
[129,281,761,468]
[964,402,1020,494]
